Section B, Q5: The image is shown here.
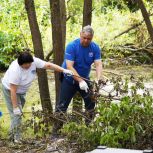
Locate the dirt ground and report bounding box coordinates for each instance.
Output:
[0,138,78,153]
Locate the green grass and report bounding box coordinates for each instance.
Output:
[0,114,10,138]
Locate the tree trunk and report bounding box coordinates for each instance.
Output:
[136,0,153,43]
[49,0,66,105]
[60,0,66,46]
[83,0,92,27]
[25,0,52,113]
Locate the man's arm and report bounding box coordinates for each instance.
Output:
[10,84,18,108]
[66,60,90,92]
[94,60,102,81]
[66,60,83,82]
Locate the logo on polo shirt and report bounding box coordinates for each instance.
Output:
[89,52,93,57]
[31,70,36,74]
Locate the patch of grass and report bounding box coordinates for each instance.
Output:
[0,114,10,139]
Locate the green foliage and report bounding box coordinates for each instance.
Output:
[62,77,153,152]
[100,0,127,10]
[0,31,23,68]
[66,0,83,41]
[0,0,152,67]
[0,0,26,68]
[100,0,152,12]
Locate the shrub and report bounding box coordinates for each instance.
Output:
[62,77,153,152]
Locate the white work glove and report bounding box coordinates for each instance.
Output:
[13,107,22,115]
[63,69,74,76]
[79,80,89,93]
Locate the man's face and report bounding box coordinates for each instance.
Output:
[21,63,32,69]
[80,32,93,47]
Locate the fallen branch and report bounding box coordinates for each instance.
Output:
[117,42,153,54]
[45,49,53,61]
[113,12,153,39]
[114,21,144,39]
[92,68,123,76]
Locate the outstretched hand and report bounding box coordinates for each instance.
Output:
[63,69,74,76]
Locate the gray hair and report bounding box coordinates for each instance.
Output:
[81,25,94,36]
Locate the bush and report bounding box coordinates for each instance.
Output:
[62,77,153,152]
[0,31,23,69]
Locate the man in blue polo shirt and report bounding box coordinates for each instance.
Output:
[52,25,102,137]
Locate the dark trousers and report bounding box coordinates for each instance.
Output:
[56,77,95,112]
[52,77,95,136]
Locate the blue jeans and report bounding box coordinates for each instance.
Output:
[1,84,26,140]
[56,77,95,112]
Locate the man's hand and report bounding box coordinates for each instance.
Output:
[79,80,89,93]
[63,69,74,76]
[13,107,22,115]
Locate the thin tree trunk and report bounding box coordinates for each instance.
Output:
[60,0,66,46]
[83,0,92,27]
[136,0,153,43]
[49,0,66,104]
[25,0,52,113]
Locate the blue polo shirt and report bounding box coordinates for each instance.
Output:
[62,38,101,83]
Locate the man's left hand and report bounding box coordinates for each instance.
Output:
[79,80,89,93]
